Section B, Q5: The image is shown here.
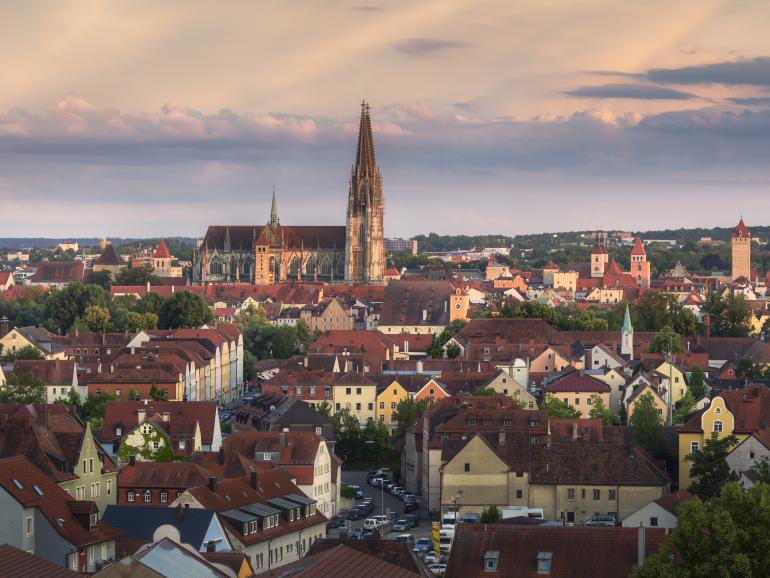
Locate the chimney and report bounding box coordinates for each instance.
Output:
[208,476,217,492]
[416,360,424,374]
[97,361,102,374]
[637,524,646,566]
[129,455,136,466]
[250,470,258,490]
[175,503,184,521]
[572,422,578,442]
[137,409,146,424]
[218,446,225,465]
[162,411,171,422]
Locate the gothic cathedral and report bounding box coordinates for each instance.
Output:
[192,102,385,285]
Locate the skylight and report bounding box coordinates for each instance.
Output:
[12,479,23,490]
[33,484,43,496]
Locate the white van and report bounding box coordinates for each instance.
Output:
[363,518,378,531]
[373,515,390,529]
[441,510,458,527]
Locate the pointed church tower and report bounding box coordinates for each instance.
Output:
[345,101,385,283]
[731,217,751,281]
[621,304,634,359]
[270,186,280,228]
[591,231,608,278]
[630,236,650,288]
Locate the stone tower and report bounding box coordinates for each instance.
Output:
[621,304,634,359]
[731,217,751,281]
[630,236,650,288]
[345,102,385,283]
[590,232,608,278]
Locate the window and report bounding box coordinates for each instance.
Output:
[516,489,523,499]
[391,402,396,410]
[356,403,361,411]
[587,397,593,405]
[356,387,362,395]
[160,492,168,503]
[152,441,160,450]
[530,436,539,444]
[76,486,84,500]
[263,453,271,460]
[116,427,122,436]
[368,403,373,411]
[144,490,152,503]
[574,398,580,405]
[593,489,600,500]
[296,386,302,396]
[503,419,512,427]
[750,450,756,459]
[714,421,723,433]
[468,419,476,426]
[650,517,658,527]
[107,480,112,496]
[608,489,616,500]
[464,463,471,472]
[89,458,94,473]
[128,490,135,502]
[25,516,33,536]
[345,403,351,410]
[345,388,351,395]
[310,386,316,396]
[179,440,186,450]
[567,488,575,500]
[537,552,552,574]
[379,402,385,409]
[581,489,586,499]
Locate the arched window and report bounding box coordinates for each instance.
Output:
[289,257,300,277]
[209,258,222,275]
[319,258,332,277]
[306,260,316,277]
[241,259,252,281]
[336,259,345,276]
[359,222,366,247]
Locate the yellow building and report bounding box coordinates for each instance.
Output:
[332,373,377,425]
[677,389,758,490]
[0,326,67,360]
[625,383,667,424]
[543,372,611,419]
[655,361,687,407]
[375,379,410,430]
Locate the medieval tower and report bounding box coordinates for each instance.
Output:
[345,102,385,283]
[630,236,650,289]
[731,217,751,281]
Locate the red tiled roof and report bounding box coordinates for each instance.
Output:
[118,462,213,489]
[153,240,171,259]
[93,244,125,266]
[29,261,84,284]
[261,543,423,577]
[445,524,669,578]
[631,236,646,256]
[544,372,610,393]
[6,359,75,385]
[0,456,123,547]
[223,431,321,484]
[653,490,692,516]
[0,544,81,578]
[101,400,218,445]
[733,217,750,238]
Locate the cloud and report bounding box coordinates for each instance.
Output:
[565,83,695,100]
[729,96,770,106]
[391,38,471,57]
[583,70,646,80]
[647,57,770,86]
[350,5,383,11]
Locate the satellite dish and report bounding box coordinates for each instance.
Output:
[152,524,181,545]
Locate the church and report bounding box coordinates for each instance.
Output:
[192,103,385,285]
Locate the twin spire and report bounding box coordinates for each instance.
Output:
[354,100,377,178]
[270,185,280,227]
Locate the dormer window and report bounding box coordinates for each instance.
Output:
[468,419,476,426]
[503,419,512,427]
[243,523,249,535]
[537,552,553,574]
[484,550,500,572]
[89,513,98,530]
[251,520,258,533]
[116,427,122,436]
[530,419,539,428]
[483,419,491,426]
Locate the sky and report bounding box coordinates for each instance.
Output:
[2,0,770,238]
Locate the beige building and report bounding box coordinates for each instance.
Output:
[299,298,354,332]
[479,369,538,409]
[332,373,377,424]
[440,432,669,524]
[543,371,611,419]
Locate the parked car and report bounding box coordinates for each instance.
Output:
[413,537,432,555]
[373,514,390,529]
[404,501,417,513]
[462,512,480,524]
[395,534,415,545]
[423,551,438,565]
[390,485,403,495]
[363,518,379,531]
[347,484,364,498]
[405,513,420,528]
[367,469,385,481]
[428,563,447,575]
[382,481,394,492]
[400,492,412,502]
[392,519,410,532]
[361,502,375,515]
[326,515,345,529]
[584,515,616,527]
[347,508,365,521]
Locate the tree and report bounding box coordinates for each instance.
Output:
[475,386,497,397]
[271,325,299,359]
[629,393,664,454]
[685,432,739,500]
[243,350,257,383]
[81,391,117,427]
[588,393,619,425]
[634,483,770,577]
[158,291,213,329]
[0,372,45,403]
[751,456,770,484]
[66,387,81,407]
[445,342,462,359]
[87,270,113,290]
[135,291,165,316]
[84,305,110,332]
[45,282,109,333]
[540,393,581,419]
[149,384,168,401]
[128,388,140,400]
[675,390,697,424]
[511,301,556,324]
[649,325,683,355]
[702,292,753,337]
[114,265,159,286]
[0,345,44,361]
[393,397,429,439]
[481,505,500,523]
[688,366,708,400]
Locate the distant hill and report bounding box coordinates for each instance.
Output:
[0,237,198,250]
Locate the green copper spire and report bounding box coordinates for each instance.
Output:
[270,185,279,227]
[622,304,633,334]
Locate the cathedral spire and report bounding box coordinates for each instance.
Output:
[354,100,376,177]
[270,185,280,227]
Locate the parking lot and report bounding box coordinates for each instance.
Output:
[329,470,433,543]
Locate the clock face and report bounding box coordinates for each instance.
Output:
[454,302,462,310]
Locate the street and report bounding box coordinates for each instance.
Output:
[330,470,433,543]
